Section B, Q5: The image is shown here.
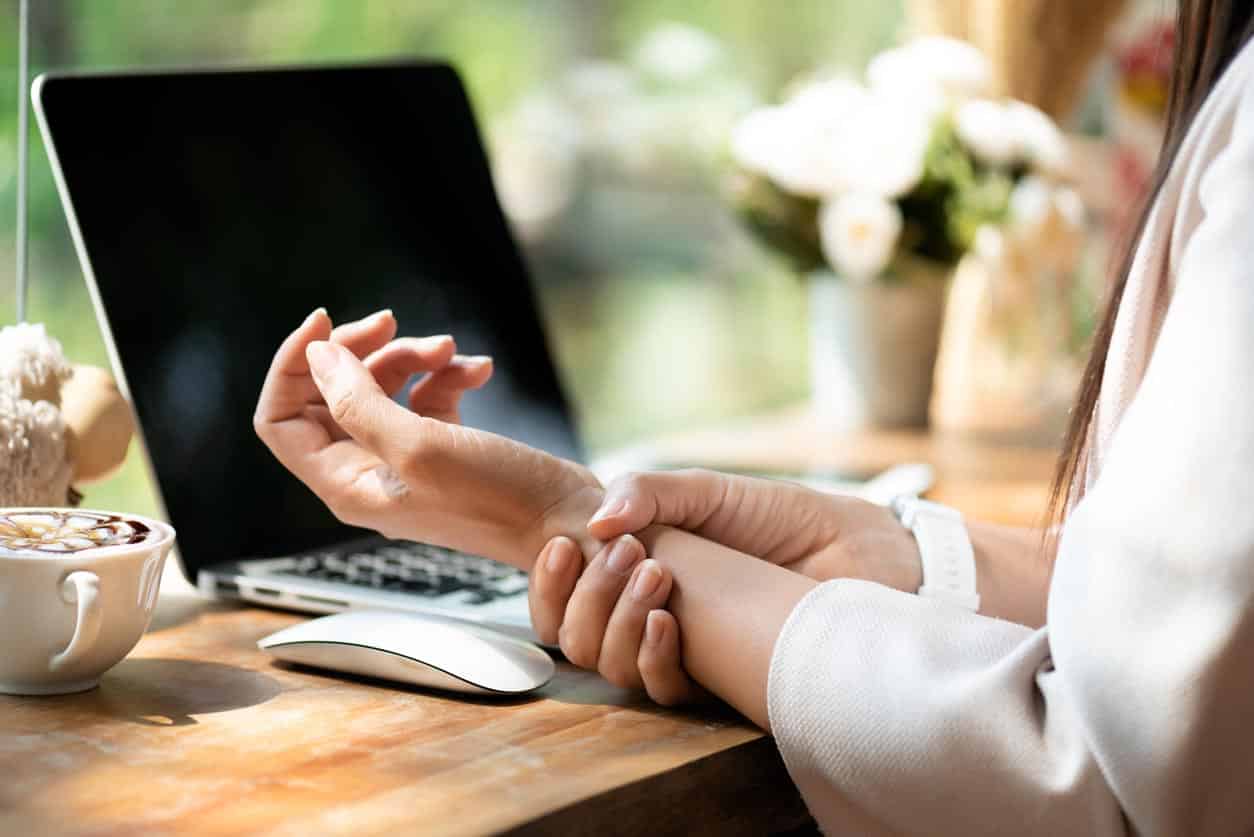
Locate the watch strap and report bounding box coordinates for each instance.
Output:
[891,496,980,611]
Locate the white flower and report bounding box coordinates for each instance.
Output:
[825,93,932,198]
[818,192,903,282]
[772,78,876,195]
[632,23,723,84]
[733,80,932,199]
[1007,101,1068,174]
[1008,174,1053,232]
[730,107,829,196]
[868,36,992,102]
[956,98,1068,173]
[954,99,1019,166]
[971,223,1006,267]
[731,79,878,197]
[785,77,869,127]
[730,105,794,175]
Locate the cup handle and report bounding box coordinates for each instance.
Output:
[49,571,103,672]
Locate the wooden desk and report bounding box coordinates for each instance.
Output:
[0,414,1055,836]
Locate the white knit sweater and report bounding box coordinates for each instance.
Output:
[768,39,1254,836]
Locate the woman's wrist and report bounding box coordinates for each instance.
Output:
[883,502,1050,626]
[822,497,923,594]
[967,522,1051,627]
[533,482,606,568]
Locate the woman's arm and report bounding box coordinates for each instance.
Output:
[967,520,1052,627]
[632,526,815,729]
[252,309,605,567]
[254,322,815,724]
[529,526,816,722]
[579,469,1054,627]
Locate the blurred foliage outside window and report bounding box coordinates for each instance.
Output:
[0,0,903,516]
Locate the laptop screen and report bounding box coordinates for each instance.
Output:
[36,63,583,575]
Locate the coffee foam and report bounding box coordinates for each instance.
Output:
[0,510,151,556]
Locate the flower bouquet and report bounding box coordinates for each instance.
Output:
[726,36,1084,428]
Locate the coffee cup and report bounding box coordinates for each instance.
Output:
[0,508,175,695]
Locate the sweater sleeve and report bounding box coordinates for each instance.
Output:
[768,59,1254,837]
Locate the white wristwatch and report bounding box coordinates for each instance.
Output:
[890,495,980,612]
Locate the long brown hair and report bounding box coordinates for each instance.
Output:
[1049,0,1254,526]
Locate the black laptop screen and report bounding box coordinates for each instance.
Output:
[38,63,582,573]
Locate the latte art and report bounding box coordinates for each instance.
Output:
[0,511,151,556]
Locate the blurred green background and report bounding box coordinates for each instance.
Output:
[0,0,903,517]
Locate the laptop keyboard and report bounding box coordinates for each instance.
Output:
[273,540,529,605]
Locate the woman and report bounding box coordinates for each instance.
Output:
[255,2,1254,831]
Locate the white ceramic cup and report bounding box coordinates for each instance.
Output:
[0,508,176,695]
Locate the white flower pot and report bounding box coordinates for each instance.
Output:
[808,265,949,429]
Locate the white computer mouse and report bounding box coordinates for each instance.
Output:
[257,610,555,695]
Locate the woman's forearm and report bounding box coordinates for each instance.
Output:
[635,525,816,730]
[631,521,1051,728]
[533,482,1052,726]
[967,521,1053,628]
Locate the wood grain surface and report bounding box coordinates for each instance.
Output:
[0,415,1055,836]
[0,599,814,836]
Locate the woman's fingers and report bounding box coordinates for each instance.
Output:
[529,535,698,703]
[253,308,335,471]
[407,356,493,423]
[587,470,841,568]
[558,535,645,671]
[544,534,703,704]
[527,536,582,645]
[362,335,458,396]
[255,310,391,512]
[357,335,491,424]
[638,610,704,706]
[329,309,397,362]
[587,469,729,541]
[304,339,449,473]
[596,558,672,690]
[256,308,397,421]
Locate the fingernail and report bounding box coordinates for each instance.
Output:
[304,306,327,325]
[546,539,573,575]
[589,497,627,526]
[371,308,394,322]
[466,355,492,366]
[306,341,340,376]
[605,536,640,575]
[632,561,662,600]
[645,611,665,645]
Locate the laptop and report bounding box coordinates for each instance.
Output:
[33,61,587,641]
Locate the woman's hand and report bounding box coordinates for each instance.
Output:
[253,308,604,569]
[584,469,1055,627]
[528,534,704,706]
[521,471,918,703]
[586,469,923,591]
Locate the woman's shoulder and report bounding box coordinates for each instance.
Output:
[1197,35,1254,126]
[1164,36,1254,277]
